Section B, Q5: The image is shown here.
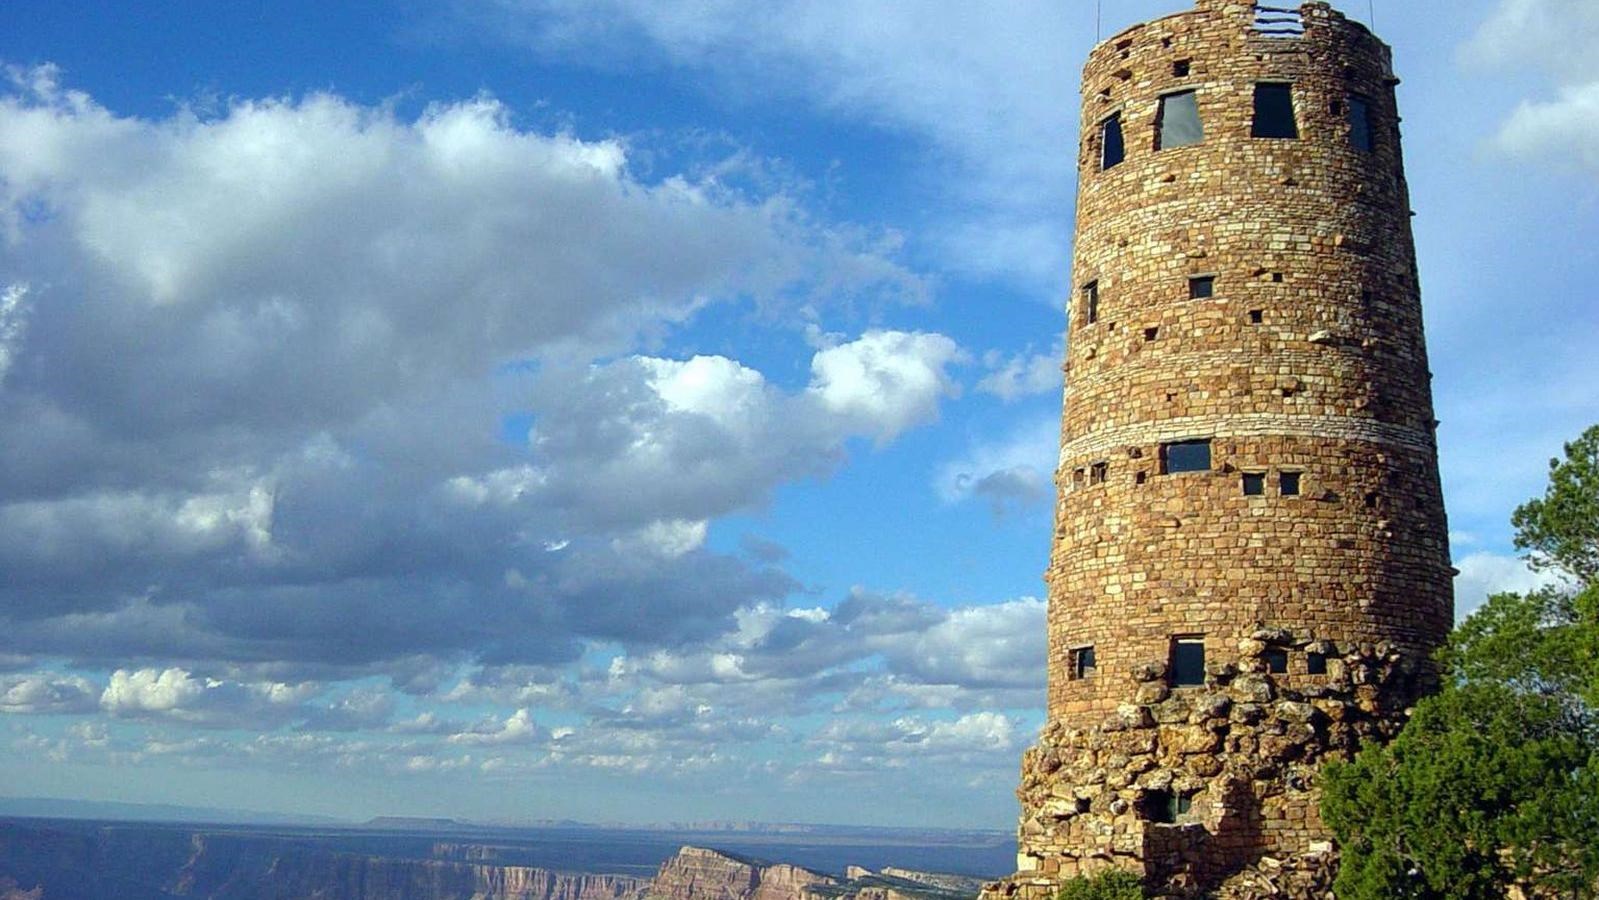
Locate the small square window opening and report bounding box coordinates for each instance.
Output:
[1172,637,1206,686]
[1280,471,1302,496]
[1242,472,1265,496]
[1189,275,1215,299]
[1249,309,1264,324]
[1307,652,1328,675]
[1090,461,1109,485]
[1144,327,1159,342]
[1263,648,1288,673]
[1173,59,1191,77]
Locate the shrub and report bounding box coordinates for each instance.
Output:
[1055,869,1145,900]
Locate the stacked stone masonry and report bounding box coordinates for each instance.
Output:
[985,2,1453,898]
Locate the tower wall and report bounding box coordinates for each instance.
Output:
[991,3,1453,896]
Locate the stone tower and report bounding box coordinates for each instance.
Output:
[990,2,1453,896]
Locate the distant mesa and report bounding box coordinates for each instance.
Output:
[364,815,474,830]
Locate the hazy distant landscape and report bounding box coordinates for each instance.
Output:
[0,806,1009,899]
[0,800,1011,877]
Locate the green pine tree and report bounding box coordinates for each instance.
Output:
[1322,425,1599,899]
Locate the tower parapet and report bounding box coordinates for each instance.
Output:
[988,3,1452,896]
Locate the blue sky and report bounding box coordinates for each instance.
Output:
[0,0,1595,829]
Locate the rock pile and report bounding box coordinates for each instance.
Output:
[996,629,1427,897]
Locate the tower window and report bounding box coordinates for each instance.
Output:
[1249,309,1264,324]
[1082,280,1099,325]
[1144,789,1191,824]
[1307,652,1328,675]
[1144,326,1159,342]
[1173,59,1191,77]
[1280,471,1302,496]
[1253,83,1299,139]
[1071,646,1097,680]
[1072,467,1086,488]
[1349,95,1375,152]
[1189,275,1214,299]
[1242,472,1265,496]
[1101,113,1126,169]
[1090,461,1109,484]
[1263,648,1289,674]
[1156,90,1203,149]
[1171,637,1206,686]
[1161,439,1211,474]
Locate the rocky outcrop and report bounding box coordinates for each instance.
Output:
[0,877,43,900]
[648,849,981,900]
[874,869,984,896]
[808,868,983,900]
[648,846,838,900]
[1211,846,1337,900]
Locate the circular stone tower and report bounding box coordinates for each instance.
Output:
[991,2,1453,897]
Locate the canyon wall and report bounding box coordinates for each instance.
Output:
[0,821,650,900]
[0,822,979,900]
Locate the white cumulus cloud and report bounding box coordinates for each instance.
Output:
[0,673,99,714]
[807,330,965,443]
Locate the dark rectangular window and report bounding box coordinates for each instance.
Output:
[1156,90,1203,149]
[1249,309,1264,324]
[1307,652,1328,675]
[1162,439,1211,474]
[1280,471,1302,496]
[1144,789,1190,824]
[1349,95,1375,152]
[1253,83,1299,139]
[1083,281,1099,325]
[1188,275,1214,299]
[1264,648,1289,673]
[1072,646,1097,680]
[1173,59,1191,77]
[1090,461,1108,484]
[1242,472,1265,495]
[1101,114,1125,169]
[1172,637,1206,686]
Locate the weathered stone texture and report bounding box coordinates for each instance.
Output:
[987,2,1452,897]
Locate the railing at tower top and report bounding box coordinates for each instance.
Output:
[1252,4,1306,37]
